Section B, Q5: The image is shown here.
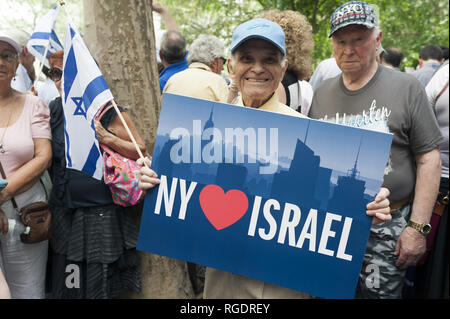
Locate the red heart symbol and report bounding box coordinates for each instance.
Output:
[199,185,249,231]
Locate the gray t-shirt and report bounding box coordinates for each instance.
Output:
[309,65,444,203]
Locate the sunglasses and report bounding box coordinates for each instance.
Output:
[48,68,63,81]
[219,57,227,64]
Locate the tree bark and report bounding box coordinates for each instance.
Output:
[83,0,194,299]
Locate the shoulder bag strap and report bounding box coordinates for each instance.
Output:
[435,81,449,104]
[95,101,115,121]
[0,159,19,211]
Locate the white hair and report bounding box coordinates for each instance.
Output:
[187,34,225,66]
[372,27,381,40]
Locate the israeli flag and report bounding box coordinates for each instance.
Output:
[26,5,63,68]
[62,22,114,180]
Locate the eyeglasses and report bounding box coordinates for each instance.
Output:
[0,50,18,63]
[219,57,227,65]
[48,68,63,81]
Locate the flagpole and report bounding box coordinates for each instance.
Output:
[60,0,150,169]
[110,100,150,168]
[33,43,50,86]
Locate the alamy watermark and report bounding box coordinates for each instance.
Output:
[364,263,380,289]
[169,120,279,174]
[65,264,80,289]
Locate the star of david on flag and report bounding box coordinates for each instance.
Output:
[62,22,114,180]
[26,5,63,68]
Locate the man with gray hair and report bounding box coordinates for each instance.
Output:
[309,1,443,298]
[162,34,228,102]
[158,30,188,93]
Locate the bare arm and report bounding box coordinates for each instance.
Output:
[410,148,442,224]
[95,111,147,160]
[19,47,36,83]
[0,138,52,205]
[395,147,442,268]
[0,267,11,298]
[152,0,179,31]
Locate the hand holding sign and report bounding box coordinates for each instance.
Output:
[137,157,160,190]
[366,187,391,224]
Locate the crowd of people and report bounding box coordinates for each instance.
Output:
[0,0,448,300]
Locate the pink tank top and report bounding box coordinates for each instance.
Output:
[0,94,51,177]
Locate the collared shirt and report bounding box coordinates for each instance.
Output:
[159,57,189,93]
[236,92,308,119]
[163,62,228,102]
[309,57,342,91]
[411,62,442,87]
[203,91,310,300]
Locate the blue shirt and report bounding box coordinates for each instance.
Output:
[159,57,189,93]
[411,62,441,87]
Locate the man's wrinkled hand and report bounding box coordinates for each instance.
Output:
[394,227,426,269]
[366,187,391,224]
[137,157,160,190]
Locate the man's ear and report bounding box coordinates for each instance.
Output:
[281,58,289,78]
[159,51,166,65]
[227,58,234,75]
[418,58,424,68]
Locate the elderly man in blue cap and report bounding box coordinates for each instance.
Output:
[198,17,392,299]
[202,19,311,299]
[309,1,443,299]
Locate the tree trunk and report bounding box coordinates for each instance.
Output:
[83,0,194,299]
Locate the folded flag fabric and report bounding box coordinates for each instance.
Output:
[62,22,114,180]
[26,5,63,68]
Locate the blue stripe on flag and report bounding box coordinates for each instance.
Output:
[62,112,72,167]
[70,26,76,39]
[64,47,77,103]
[31,45,53,59]
[31,45,45,56]
[82,76,110,112]
[30,32,51,40]
[50,30,63,48]
[82,142,101,176]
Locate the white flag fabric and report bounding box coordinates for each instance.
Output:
[26,5,63,68]
[62,22,114,180]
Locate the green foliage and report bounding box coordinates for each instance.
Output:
[162,0,261,45]
[375,0,449,70]
[158,0,449,71]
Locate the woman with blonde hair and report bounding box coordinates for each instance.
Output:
[256,9,315,115]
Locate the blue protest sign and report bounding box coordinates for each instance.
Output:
[137,93,393,299]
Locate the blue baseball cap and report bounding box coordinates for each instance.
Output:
[329,1,378,37]
[230,18,286,56]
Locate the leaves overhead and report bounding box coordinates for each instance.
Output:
[159,0,449,69]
